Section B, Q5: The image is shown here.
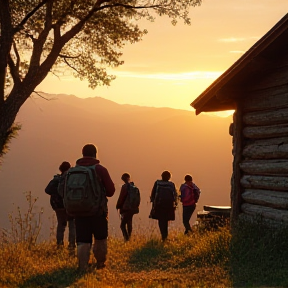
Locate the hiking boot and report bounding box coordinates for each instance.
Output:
[68,246,76,257]
[77,243,91,272]
[96,262,106,270]
[184,229,192,235]
[93,239,107,264]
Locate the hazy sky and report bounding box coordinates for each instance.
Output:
[37,0,288,111]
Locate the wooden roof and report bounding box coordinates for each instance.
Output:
[191,13,288,115]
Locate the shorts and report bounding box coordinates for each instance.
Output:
[75,213,108,243]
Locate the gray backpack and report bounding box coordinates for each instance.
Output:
[122,183,140,213]
[62,164,106,217]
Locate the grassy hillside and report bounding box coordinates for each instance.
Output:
[1,228,231,288]
[1,193,288,288]
[2,218,288,287]
[2,224,288,288]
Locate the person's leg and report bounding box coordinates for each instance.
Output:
[93,239,107,269]
[183,205,195,234]
[158,219,168,241]
[120,213,129,241]
[92,214,108,269]
[55,209,67,246]
[75,216,93,271]
[67,216,76,249]
[127,212,134,240]
[77,242,91,271]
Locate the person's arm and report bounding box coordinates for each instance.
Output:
[172,183,178,206]
[45,175,59,195]
[97,166,115,197]
[116,184,128,209]
[179,184,184,202]
[193,182,201,192]
[150,181,157,203]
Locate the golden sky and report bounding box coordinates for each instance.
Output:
[37,0,288,111]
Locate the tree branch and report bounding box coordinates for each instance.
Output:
[15,0,50,32]
[12,41,20,77]
[0,0,13,103]
[7,42,21,86]
[59,53,81,59]
[60,1,163,45]
[32,91,55,101]
[53,0,77,27]
[62,57,81,74]
[29,1,53,69]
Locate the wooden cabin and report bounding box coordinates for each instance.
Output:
[191,14,288,226]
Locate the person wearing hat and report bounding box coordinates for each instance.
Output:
[45,161,76,250]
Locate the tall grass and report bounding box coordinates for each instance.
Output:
[1,191,43,247]
[0,229,231,288]
[1,194,288,287]
[230,219,288,287]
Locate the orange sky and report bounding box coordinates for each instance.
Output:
[37,0,288,111]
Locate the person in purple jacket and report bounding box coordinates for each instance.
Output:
[180,174,201,235]
[74,144,115,271]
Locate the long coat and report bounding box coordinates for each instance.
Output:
[150,180,178,221]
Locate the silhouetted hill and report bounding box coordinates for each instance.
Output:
[0,93,233,238]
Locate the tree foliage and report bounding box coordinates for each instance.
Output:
[0,0,201,161]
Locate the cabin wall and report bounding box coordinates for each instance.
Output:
[233,57,288,224]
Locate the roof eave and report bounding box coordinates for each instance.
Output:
[191,13,288,115]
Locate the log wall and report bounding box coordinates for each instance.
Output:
[233,62,288,224]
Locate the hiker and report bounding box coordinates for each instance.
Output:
[149,170,178,241]
[69,144,115,271]
[179,174,201,235]
[45,161,76,249]
[116,173,140,241]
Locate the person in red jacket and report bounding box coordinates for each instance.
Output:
[180,174,201,235]
[74,144,115,271]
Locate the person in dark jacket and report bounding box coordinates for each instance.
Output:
[180,174,201,235]
[116,173,139,241]
[74,144,115,271]
[150,170,178,241]
[45,161,76,249]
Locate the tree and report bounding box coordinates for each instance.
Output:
[0,0,201,161]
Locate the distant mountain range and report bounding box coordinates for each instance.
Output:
[0,93,233,239]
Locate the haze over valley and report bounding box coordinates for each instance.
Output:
[0,93,233,238]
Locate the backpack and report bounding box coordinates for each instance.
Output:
[57,172,67,199]
[122,183,140,213]
[45,175,65,210]
[154,180,175,208]
[62,164,106,217]
[193,184,201,203]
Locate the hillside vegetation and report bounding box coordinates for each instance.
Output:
[1,193,288,288]
[1,228,231,288]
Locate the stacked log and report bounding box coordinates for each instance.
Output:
[236,80,288,224]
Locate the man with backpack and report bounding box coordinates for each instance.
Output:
[150,170,178,242]
[116,173,140,241]
[45,161,76,250]
[63,144,115,271]
[180,174,201,235]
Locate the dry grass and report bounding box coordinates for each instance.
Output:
[1,193,288,287]
[0,227,231,288]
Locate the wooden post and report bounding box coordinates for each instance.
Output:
[231,104,243,226]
